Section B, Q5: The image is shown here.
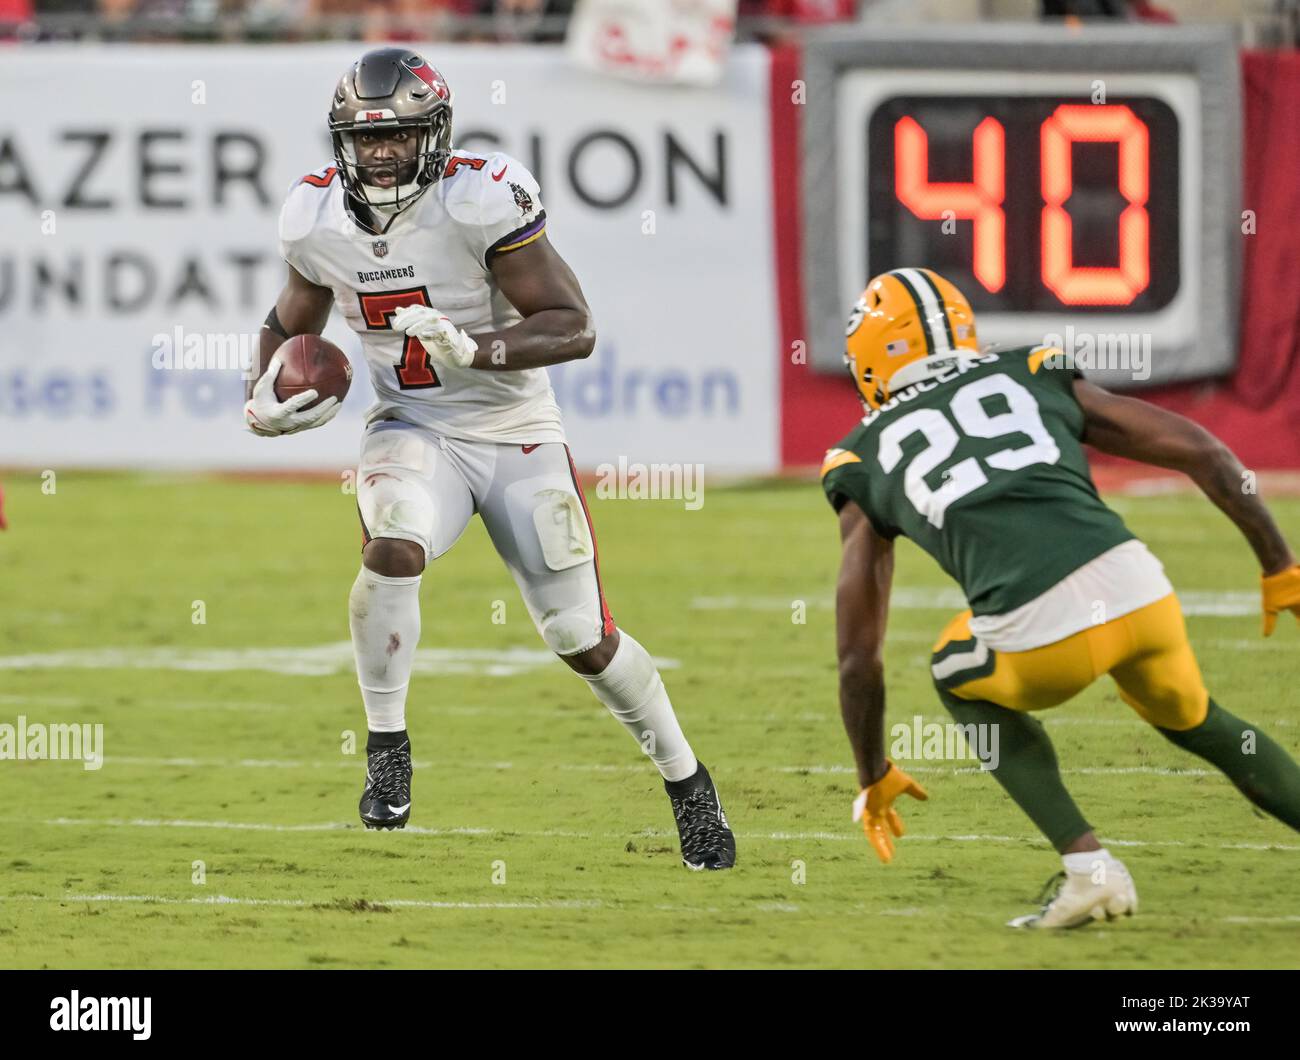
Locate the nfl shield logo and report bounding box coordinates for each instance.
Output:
[372,240,388,259]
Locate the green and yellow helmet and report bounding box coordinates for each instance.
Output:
[845,268,981,409]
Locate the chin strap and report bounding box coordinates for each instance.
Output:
[361,181,423,215]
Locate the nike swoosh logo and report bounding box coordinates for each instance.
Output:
[387,802,410,814]
[521,444,540,454]
[491,165,508,181]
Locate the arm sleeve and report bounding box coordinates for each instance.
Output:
[825,472,900,538]
[821,451,898,538]
[821,448,861,513]
[1027,345,1084,388]
[824,485,851,513]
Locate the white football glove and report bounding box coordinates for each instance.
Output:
[391,304,479,369]
[243,356,340,437]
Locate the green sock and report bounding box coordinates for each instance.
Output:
[1157,699,1300,832]
[936,686,1091,851]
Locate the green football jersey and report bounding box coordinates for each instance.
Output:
[821,346,1134,617]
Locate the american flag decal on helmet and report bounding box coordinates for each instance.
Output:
[886,340,910,356]
[404,57,450,101]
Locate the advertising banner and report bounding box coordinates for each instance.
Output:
[0,44,778,472]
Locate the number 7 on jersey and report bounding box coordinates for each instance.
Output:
[357,286,443,390]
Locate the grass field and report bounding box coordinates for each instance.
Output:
[1,469,1298,969]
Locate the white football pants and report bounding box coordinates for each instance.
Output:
[355,419,614,655]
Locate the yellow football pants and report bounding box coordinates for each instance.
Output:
[932,593,1209,731]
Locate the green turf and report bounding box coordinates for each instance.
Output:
[0,470,1298,968]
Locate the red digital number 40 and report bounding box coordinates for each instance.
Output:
[894,103,1150,306]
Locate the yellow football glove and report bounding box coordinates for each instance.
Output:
[851,761,929,864]
[1261,565,1300,636]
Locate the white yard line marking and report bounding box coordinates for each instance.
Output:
[691,590,1266,618]
[0,645,678,677]
[0,696,831,723]
[1,892,1293,927]
[30,816,590,838]
[2,697,1290,733]
[775,764,1218,777]
[77,757,1239,778]
[38,816,353,833]
[897,834,1300,852]
[102,757,513,771]
[0,694,304,713]
[0,893,602,911]
[18,817,1299,852]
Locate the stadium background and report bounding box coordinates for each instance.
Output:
[3,0,1299,476]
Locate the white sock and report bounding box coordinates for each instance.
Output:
[578,630,697,782]
[348,567,421,733]
[1063,848,1117,874]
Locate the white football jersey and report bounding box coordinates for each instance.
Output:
[278,150,566,444]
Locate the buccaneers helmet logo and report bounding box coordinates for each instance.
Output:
[510,181,534,216]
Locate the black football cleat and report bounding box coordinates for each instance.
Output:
[359,741,413,830]
[665,762,736,870]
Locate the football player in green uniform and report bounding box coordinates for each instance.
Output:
[822,267,1300,928]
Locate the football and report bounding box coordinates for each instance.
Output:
[273,334,352,408]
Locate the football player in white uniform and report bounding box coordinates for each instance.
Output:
[243,48,735,870]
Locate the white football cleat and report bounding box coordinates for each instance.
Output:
[1008,858,1138,929]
